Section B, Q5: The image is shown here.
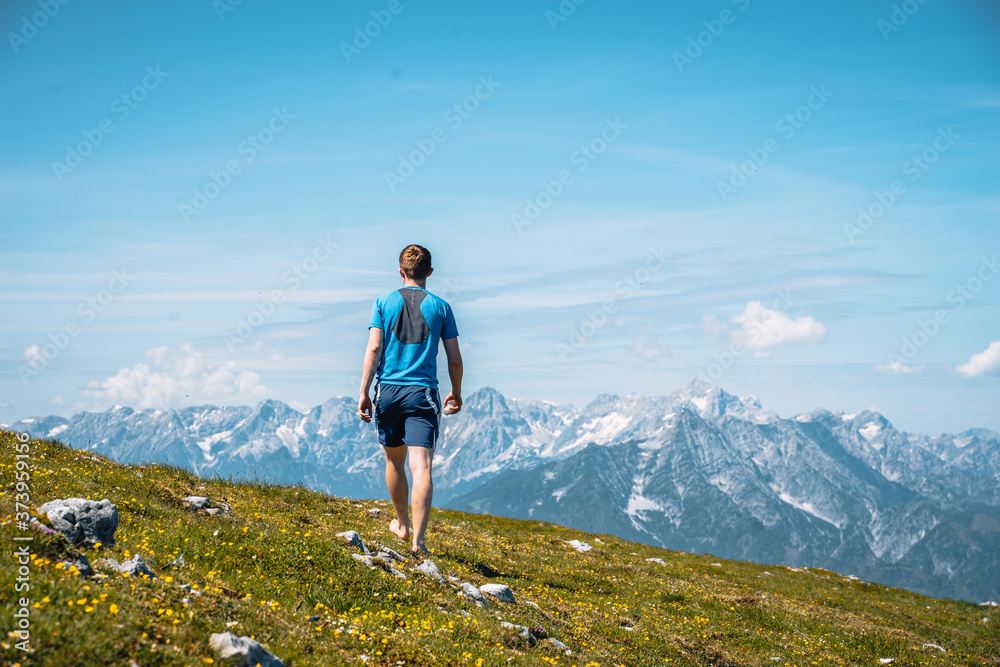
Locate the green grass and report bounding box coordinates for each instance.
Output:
[2,430,998,666]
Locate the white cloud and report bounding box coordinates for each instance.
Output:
[85,343,271,409]
[875,362,924,375]
[730,301,827,351]
[956,341,1000,378]
[50,394,65,405]
[23,344,43,364]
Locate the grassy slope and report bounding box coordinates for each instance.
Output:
[1,431,997,667]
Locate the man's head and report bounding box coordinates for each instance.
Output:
[399,244,433,282]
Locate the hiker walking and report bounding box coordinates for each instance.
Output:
[358,244,463,554]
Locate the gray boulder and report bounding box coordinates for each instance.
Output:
[415,560,444,583]
[59,553,93,577]
[182,496,210,510]
[459,582,489,609]
[500,621,536,644]
[480,583,515,603]
[38,498,118,548]
[97,554,156,579]
[336,530,369,554]
[208,632,285,667]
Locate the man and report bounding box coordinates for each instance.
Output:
[358,244,463,554]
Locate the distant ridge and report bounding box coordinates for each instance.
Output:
[10,380,1000,602]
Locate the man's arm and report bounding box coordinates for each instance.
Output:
[442,336,463,413]
[358,327,383,422]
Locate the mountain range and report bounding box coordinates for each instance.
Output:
[9,380,999,602]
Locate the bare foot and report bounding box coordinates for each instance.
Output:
[411,543,429,556]
[389,518,410,541]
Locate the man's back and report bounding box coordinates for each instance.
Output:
[370,286,458,387]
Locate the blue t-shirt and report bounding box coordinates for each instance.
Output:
[369,286,459,388]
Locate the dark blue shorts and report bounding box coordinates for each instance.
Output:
[374,383,441,449]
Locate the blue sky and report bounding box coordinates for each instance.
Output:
[1,0,998,434]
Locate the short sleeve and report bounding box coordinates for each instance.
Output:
[441,302,459,340]
[369,298,383,330]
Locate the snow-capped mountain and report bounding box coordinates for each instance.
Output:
[9,380,999,602]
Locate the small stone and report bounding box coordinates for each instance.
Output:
[500,621,536,644]
[307,616,321,623]
[38,498,119,548]
[351,554,376,568]
[645,558,666,566]
[337,530,369,554]
[205,508,220,516]
[457,610,472,618]
[480,584,515,603]
[523,601,540,610]
[182,496,210,510]
[548,637,568,650]
[119,554,156,579]
[61,553,93,577]
[368,508,381,515]
[566,540,592,552]
[460,582,489,609]
[378,547,406,562]
[416,560,444,583]
[209,632,285,667]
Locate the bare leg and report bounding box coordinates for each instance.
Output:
[384,446,409,541]
[408,446,434,553]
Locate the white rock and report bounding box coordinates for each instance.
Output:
[209,632,285,667]
[480,583,515,603]
[566,540,592,552]
[182,496,209,510]
[337,530,369,554]
[459,583,489,609]
[645,558,666,565]
[500,621,536,643]
[38,498,119,547]
[415,560,444,583]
